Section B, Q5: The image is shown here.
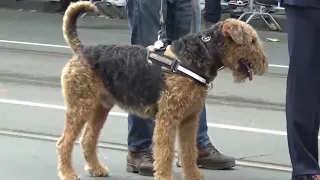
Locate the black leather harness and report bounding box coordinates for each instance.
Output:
[146,44,181,74]
[146,39,212,86]
[146,36,225,87]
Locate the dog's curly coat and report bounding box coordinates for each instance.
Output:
[56,2,268,180]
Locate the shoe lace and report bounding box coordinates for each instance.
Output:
[206,143,222,155]
[141,151,154,163]
[312,175,320,180]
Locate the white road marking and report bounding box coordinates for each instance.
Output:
[0,39,289,69]
[0,40,69,49]
[0,98,312,139]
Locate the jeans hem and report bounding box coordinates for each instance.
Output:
[128,146,153,152]
[197,140,211,148]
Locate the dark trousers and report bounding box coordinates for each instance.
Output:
[204,0,222,23]
[125,0,211,152]
[285,5,320,177]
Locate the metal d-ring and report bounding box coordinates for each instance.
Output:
[201,35,211,42]
[206,82,213,92]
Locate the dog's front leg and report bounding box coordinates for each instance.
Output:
[178,112,205,180]
[153,110,180,180]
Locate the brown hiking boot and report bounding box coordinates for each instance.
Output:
[177,143,236,170]
[126,151,154,176]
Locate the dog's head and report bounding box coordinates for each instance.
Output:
[203,18,268,82]
[171,19,268,83]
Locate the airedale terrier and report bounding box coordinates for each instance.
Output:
[56,2,268,180]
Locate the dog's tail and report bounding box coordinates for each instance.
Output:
[62,1,99,53]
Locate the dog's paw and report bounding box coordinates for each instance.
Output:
[59,173,80,180]
[85,164,109,177]
[182,171,205,180]
[154,175,174,180]
[155,177,174,180]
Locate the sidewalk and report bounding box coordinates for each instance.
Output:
[0,135,291,180]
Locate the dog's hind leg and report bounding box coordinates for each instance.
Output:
[178,113,204,180]
[57,103,92,180]
[57,59,103,180]
[80,103,113,177]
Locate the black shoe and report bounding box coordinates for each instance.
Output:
[292,175,320,180]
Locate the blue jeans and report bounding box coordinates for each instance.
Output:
[125,0,211,152]
[204,0,222,23]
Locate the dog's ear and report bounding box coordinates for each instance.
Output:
[222,19,244,44]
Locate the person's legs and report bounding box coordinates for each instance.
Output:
[285,5,320,179]
[172,0,236,170]
[126,0,161,46]
[204,0,222,27]
[55,0,76,13]
[125,0,163,176]
[127,115,154,152]
[125,0,235,175]
[195,106,236,169]
[196,106,211,147]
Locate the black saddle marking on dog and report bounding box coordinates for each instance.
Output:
[83,44,165,107]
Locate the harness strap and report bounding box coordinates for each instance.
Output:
[147,45,180,73]
[147,45,208,84]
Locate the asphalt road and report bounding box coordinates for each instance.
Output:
[0,135,291,180]
[0,8,297,180]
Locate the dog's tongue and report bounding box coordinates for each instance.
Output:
[244,62,253,81]
[239,60,253,81]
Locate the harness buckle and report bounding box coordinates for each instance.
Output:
[170,58,180,72]
[160,58,180,73]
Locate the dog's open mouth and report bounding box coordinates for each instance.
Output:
[238,59,253,81]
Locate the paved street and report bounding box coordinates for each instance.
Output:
[0,135,291,180]
[0,8,300,180]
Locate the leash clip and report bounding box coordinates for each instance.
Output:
[154,38,172,51]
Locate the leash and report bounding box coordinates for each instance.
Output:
[158,0,197,36]
[154,0,197,50]
[151,0,216,91]
[190,0,196,33]
[154,0,171,50]
[158,0,167,40]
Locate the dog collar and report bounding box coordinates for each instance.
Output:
[199,34,225,72]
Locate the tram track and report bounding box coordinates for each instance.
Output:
[0,128,292,173]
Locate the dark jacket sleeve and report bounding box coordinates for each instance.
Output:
[280,0,320,8]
